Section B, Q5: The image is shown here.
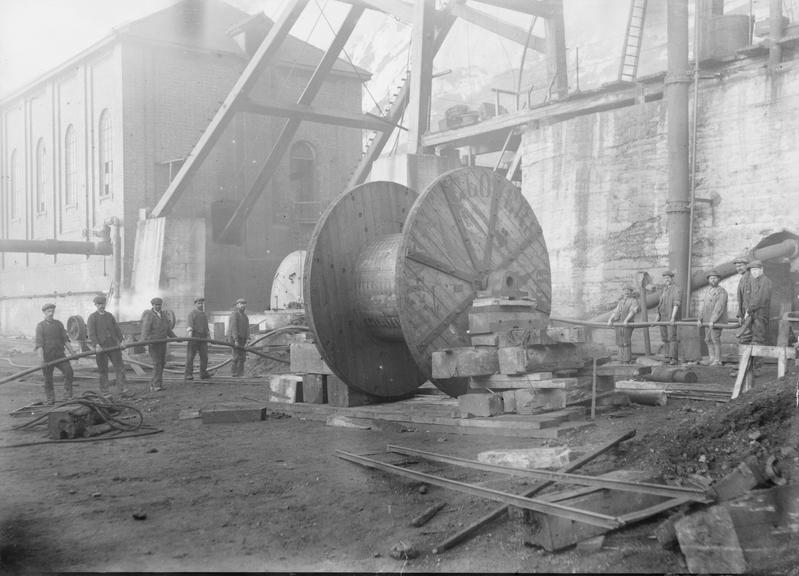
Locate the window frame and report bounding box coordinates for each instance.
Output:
[35,139,47,214]
[98,109,113,198]
[9,149,20,221]
[64,124,78,207]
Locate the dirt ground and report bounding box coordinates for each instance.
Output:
[1,334,799,573]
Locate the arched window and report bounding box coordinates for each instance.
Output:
[289,141,315,201]
[9,149,19,219]
[98,109,112,197]
[36,139,47,213]
[64,125,77,205]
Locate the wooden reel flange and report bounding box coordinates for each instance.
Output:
[303,167,552,398]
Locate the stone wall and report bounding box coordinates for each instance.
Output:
[522,55,799,352]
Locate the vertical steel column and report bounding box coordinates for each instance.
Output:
[769,0,783,68]
[111,219,122,316]
[407,0,436,155]
[685,0,703,312]
[666,0,691,311]
[545,0,569,98]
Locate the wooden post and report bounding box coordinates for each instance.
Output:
[591,357,597,420]
[731,345,753,399]
[406,0,435,154]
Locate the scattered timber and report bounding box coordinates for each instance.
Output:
[675,507,747,574]
[385,445,713,502]
[410,502,446,527]
[431,430,637,554]
[516,471,688,551]
[647,367,698,383]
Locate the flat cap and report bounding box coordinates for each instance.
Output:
[706,269,721,278]
[732,255,749,264]
[151,297,163,305]
[41,303,56,311]
[194,297,205,303]
[235,298,247,304]
[93,295,107,304]
[747,259,763,269]
[623,285,635,292]
[662,270,675,277]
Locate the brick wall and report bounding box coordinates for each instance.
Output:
[0,45,124,334]
[2,32,363,335]
[121,41,363,316]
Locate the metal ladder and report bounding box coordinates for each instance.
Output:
[618,0,648,82]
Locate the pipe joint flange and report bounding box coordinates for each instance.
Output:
[664,73,692,85]
[665,200,691,214]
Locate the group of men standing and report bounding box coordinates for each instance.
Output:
[606,256,772,365]
[34,295,252,404]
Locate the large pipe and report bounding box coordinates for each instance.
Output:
[769,0,783,68]
[108,217,122,316]
[666,0,692,312]
[0,238,112,255]
[588,238,799,321]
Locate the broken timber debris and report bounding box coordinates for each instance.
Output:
[410,502,446,527]
[432,429,637,554]
[336,449,622,529]
[675,506,747,574]
[514,470,674,551]
[385,444,713,502]
[647,366,698,383]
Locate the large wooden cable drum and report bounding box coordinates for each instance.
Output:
[304,167,551,398]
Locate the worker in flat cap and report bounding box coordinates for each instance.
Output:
[34,303,75,404]
[185,297,210,381]
[140,297,176,391]
[738,260,772,346]
[607,285,640,363]
[656,270,682,365]
[228,298,249,377]
[87,294,128,399]
[697,270,728,366]
[733,255,751,327]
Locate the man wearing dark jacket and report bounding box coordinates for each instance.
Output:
[140,297,176,391]
[656,270,682,365]
[228,298,249,377]
[185,297,210,381]
[87,294,128,399]
[34,303,75,404]
[739,260,772,345]
[733,255,752,326]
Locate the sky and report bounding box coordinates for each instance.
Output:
[0,0,776,101]
[0,0,353,98]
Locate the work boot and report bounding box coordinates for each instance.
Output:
[44,384,56,406]
[700,346,716,366]
[669,342,679,365]
[711,343,723,366]
[99,374,110,394]
[622,346,633,364]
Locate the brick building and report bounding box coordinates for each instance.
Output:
[0,0,366,334]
